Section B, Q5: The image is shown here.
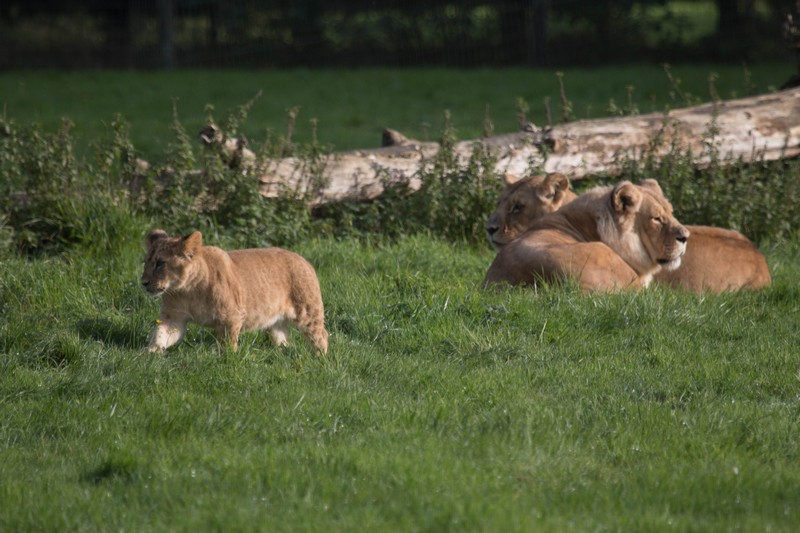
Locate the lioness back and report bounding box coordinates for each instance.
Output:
[142,230,328,354]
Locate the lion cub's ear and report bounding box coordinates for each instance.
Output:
[145,229,168,250]
[503,173,521,186]
[612,181,642,214]
[181,231,203,258]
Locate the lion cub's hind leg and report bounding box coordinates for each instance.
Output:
[264,313,327,354]
[295,306,329,354]
[215,321,243,352]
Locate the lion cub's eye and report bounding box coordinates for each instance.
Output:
[652,216,665,225]
[510,203,523,214]
[155,260,165,270]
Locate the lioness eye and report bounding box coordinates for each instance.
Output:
[511,203,523,214]
[155,260,164,269]
[653,216,665,224]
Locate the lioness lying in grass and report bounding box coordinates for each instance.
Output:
[484,179,689,292]
[486,173,771,293]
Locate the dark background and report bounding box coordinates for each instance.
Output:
[1,0,798,69]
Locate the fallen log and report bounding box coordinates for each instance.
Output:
[214,87,800,204]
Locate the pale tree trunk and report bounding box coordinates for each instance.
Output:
[208,87,800,204]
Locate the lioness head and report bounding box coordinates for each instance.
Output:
[602,179,689,276]
[141,230,204,295]
[486,172,577,249]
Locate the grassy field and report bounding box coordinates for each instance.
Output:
[1,66,799,530]
[2,235,799,530]
[0,62,792,160]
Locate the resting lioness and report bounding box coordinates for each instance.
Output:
[652,225,771,291]
[486,173,577,250]
[484,179,689,291]
[486,174,771,292]
[141,230,328,354]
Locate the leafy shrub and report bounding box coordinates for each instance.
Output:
[131,98,314,248]
[0,116,133,255]
[0,88,796,258]
[315,113,504,244]
[614,115,800,244]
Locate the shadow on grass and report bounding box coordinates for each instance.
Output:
[82,457,139,485]
[76,318,144,349]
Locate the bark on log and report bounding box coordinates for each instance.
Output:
[239,87,800,204]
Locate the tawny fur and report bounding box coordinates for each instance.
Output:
[141,230,328,354]
[484,180,689,292]
[486,175,771,293]
[486,173,578,250]
[652,225,771,292]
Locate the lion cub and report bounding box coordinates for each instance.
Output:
[141,230,328,354]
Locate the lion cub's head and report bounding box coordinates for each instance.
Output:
[486,173,577,249]
[141,230,203,295]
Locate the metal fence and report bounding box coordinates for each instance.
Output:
[0,0,793,69]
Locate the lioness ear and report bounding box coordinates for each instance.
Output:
[503,173,521,186]
[547,173,570,191]
[182,231,203,258]
[612,181,642,214]
[639,179,664,196]
[145,229,168,250]
[544,173,570,200]
[536,173,567,204]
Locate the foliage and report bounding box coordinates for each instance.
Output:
[2,1,794,69]
[130,98,313,248]
[1,78,798,256]
[314,111,504,245]
[0,115,138,257]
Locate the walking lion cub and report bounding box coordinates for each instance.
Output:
[141,230,328,354]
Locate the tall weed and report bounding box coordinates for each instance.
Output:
[130,99,313,248]
[0,116,131,255]
[615,116,800,243]
[0,84,797,256]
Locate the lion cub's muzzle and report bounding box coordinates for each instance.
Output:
[141,278,166,296]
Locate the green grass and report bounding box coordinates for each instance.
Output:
[0,62,791,160]
[1,66,799,529]
[2,234,800,531]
